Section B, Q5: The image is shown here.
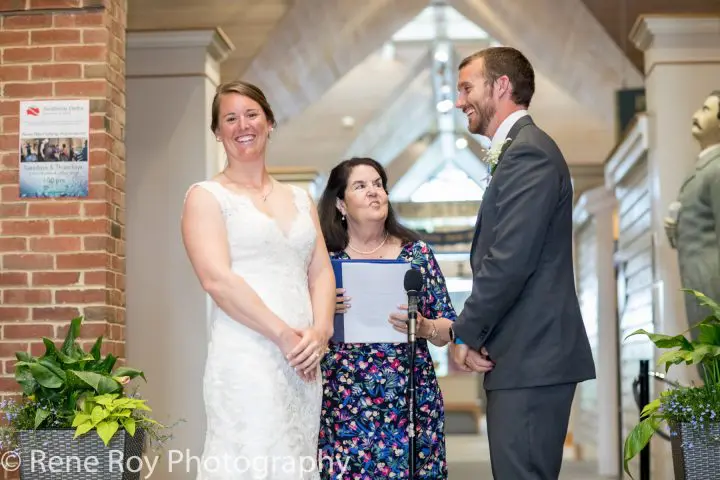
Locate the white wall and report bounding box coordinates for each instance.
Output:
[125,30,230,479]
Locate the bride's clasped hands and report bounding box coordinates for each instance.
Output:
[282,326,331,382]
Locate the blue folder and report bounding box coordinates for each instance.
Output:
[330,258,408,343]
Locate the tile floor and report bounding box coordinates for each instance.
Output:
[446,434,607,479]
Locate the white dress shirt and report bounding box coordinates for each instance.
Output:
[490,109,528,150]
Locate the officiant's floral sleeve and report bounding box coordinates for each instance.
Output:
[408,240,457,321]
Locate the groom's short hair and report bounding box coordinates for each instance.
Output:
[458,47,535,108]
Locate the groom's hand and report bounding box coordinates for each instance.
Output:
[451,343,472,372]
[465,348,494,373]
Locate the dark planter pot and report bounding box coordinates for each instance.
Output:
[670,421,720,480]
[17,428,145,480]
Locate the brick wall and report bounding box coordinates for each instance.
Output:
[0,0,127,426]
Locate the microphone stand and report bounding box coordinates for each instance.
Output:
[406,290,418,478]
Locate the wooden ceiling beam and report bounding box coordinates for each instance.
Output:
[239,0,430,124]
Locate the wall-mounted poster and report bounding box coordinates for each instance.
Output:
[19,99,89,198]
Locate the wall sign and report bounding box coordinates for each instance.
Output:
[19,99,89,198]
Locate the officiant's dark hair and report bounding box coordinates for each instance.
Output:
[459,47,535,108]
[318,157,419,253]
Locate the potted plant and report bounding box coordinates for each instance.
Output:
[623,289,720,479]
[0,316,172,479]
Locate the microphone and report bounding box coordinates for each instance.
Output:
[403,268,423,479]
[404,269,423,343]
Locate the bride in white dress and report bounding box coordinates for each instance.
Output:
[181,81,335,479]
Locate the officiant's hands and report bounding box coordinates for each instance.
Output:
[335,288,350,313]
[388,305,428,336]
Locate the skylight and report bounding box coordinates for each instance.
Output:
[392,5,489,42]
[409,162,486,202]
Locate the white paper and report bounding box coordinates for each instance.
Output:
[341,262,411,343]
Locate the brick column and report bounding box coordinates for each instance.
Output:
[0,0,127,404]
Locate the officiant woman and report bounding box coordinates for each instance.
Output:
[316,157,458,478]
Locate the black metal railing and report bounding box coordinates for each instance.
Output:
[632,360,683,441]
[631,360,685,480]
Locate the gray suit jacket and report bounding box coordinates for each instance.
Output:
[454,115,596,390]
[675,146,720,329]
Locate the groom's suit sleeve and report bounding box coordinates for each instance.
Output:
[454,141,560,351]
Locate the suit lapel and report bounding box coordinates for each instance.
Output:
[507,114,533,136]
[498,115,533,161]
[470,115,535,260]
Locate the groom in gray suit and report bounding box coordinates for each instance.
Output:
[449,47,596,479]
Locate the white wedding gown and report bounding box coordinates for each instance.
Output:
[188,181,322,480]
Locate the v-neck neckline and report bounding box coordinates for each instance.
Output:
[212,181,302,240]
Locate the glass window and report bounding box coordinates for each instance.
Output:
[410,163,485,203]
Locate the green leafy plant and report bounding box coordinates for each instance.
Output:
[623,289,720,478]
[0,316,174,452]
[72,393,159,446]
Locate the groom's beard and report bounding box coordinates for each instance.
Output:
[469,88,496,136]
[473,101,496,137]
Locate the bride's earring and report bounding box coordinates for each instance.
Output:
[342,214,346,222]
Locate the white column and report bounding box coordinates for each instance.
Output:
[268,166,324,199]
[125,29,233,479]
[630,15,720,479]
[631,15,720,373]
[584,187,620,476]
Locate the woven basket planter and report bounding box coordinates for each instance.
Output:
[17,428,145,480]
[670,422,720,480]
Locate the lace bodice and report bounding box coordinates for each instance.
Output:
[195,180,315,270]
[190,180,317,331]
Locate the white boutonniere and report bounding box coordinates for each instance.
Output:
[484,138,512,175]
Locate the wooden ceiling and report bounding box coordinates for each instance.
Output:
[123,0,719,186]
[126,0,292,79]
[580,0,720,71]
[126,0,720,80]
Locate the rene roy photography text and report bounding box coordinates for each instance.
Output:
[1,449,350,478]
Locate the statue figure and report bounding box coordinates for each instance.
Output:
[665,91,720,338]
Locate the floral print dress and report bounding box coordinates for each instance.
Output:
[318,240,457,479]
